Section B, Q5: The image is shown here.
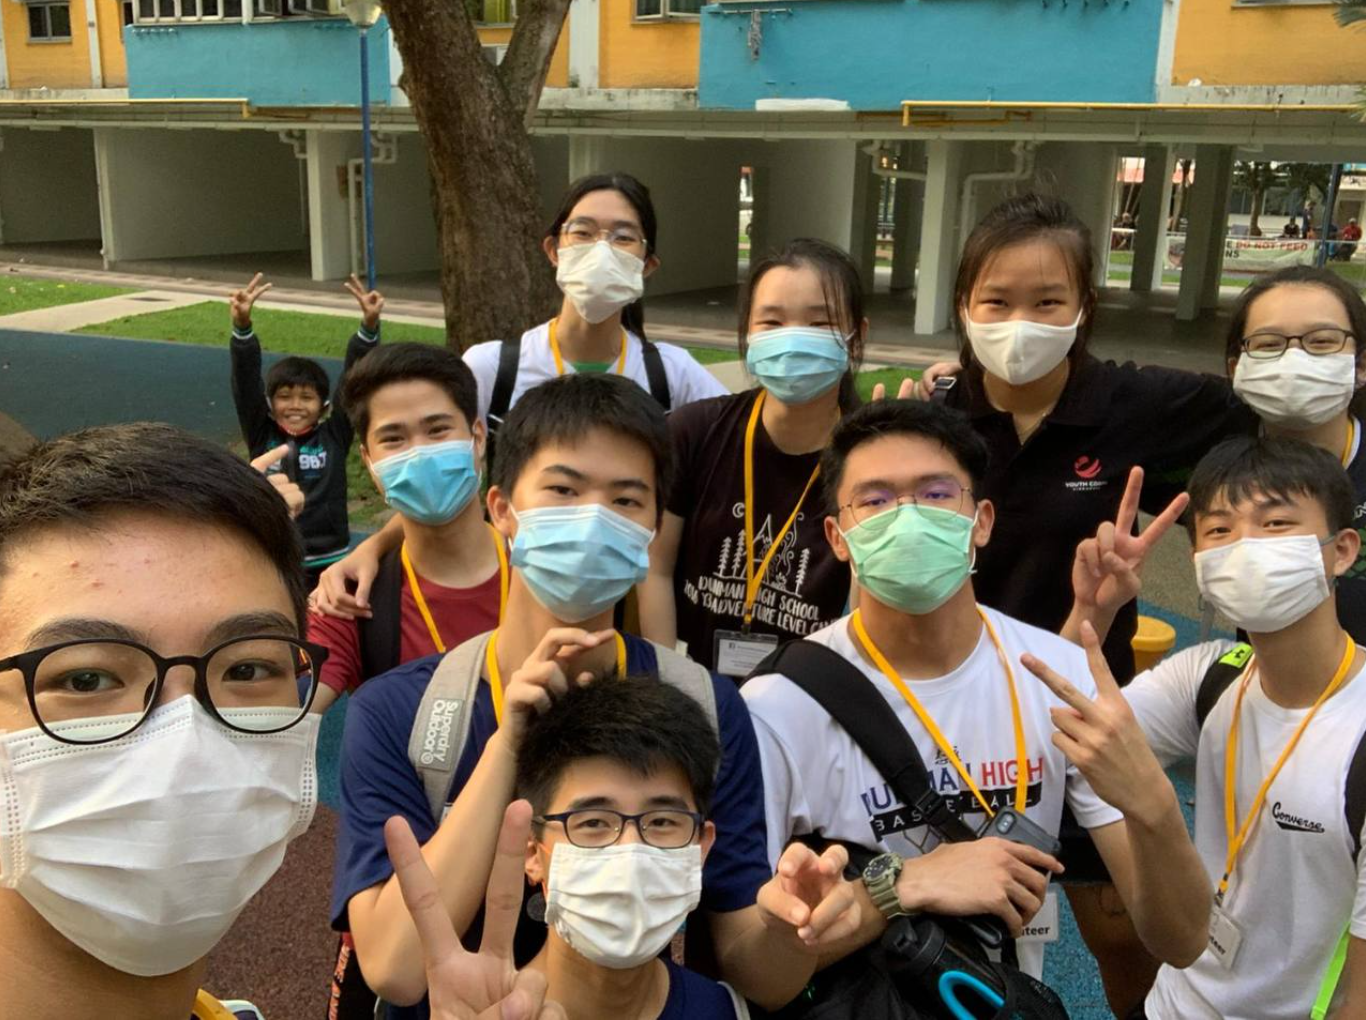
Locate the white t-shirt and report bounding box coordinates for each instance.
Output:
[463,321,729,425]
[742,606,1121,977]
[1125,640,1366,1020]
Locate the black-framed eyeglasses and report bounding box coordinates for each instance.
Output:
[1241,328,1354,360]
[0,635,327,745]
[559,217,645,250]
[534,808,704,849]
[838,478,974,528]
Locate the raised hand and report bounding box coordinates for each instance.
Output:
[250,444,303,519]
[344,273,385,331]
[870,377,919,402]
[499,628,613,749]
[230,272,272,330]
[757,842,862,950]
[1021,621,1172,823]
[310,545,382,620]
[912,361,962,401]
[897,838,1063,938]
[1071,466,1189,621]
[385,803,567,1020]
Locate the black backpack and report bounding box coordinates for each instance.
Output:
[357,547,406,683]
[1196,642,1366,862]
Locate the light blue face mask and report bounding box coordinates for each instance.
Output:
[510,504,654,623]
[373,440,479,526]
[744,326,851,405]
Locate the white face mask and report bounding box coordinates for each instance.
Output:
[0,696,318,976]
[965,313,1081,385]
[556,241,646,325]
[544,842,701,969]
[1233,350,1357,429]
[1195,533,1334,634]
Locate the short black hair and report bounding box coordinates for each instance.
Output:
[516,675,719,821]
[1186,435,1355,537]
[265,356,331,403]
[1224,264,1366,373]
[338,342,480,444]
[491,373,673,520]
[0,423,308,629]
[821,399,990,511]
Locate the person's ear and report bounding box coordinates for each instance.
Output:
[472,418,488,472]
[825,514,851,564]
[525,835,548,885]
[488,484,516,541]
[361,446,383,493]
[698,820,716,867]
[1330,526,1360,580]
[643,253,661,279]
[1355,356,1366,390]
[971,499,995,550]
[542,235,560,267]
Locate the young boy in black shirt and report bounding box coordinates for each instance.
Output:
[229,272,383,583]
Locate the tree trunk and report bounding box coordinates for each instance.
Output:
[383,0,567,351]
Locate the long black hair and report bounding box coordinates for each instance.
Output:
[953,194,1097,381]
[739,237,866,413]
[546,172,658,342]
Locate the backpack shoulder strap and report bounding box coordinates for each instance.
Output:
[487,337,521,435]
[639,339,672,412]
[407,631,493,824]
[647,641,718,737]
[1195,642,1254,730]
[1345,728,1366,862]
[753,639,976,844]
[356,547,405,683]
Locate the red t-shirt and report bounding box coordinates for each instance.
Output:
[309,568,502,694]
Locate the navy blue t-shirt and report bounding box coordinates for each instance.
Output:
[660,959,743,1018]
[331,633,769,1020]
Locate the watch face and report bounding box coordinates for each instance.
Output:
[864,854,896,882]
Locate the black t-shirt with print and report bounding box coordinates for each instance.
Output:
[944,355,1257,682]
[668,390,850,671]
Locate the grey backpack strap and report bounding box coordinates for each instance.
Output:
[408,632,493,824]
[648,641,719,746]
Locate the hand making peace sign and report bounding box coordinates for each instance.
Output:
[343,273,385,332]
[229,272,273,330]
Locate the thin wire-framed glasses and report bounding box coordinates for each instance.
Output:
[1241,329,1354,360]
[559,217,645,250]
[0,635,326,745]
[839,478,974,529]
[534,808,703,849]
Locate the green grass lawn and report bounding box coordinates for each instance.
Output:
[856,366,923,402]
[0,276,133,315]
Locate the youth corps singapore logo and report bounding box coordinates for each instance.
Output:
[1065,455,1107,493]
[419,697,462,766]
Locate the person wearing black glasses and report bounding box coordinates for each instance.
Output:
[0,422,324,1020]
[1225,265,1366,641]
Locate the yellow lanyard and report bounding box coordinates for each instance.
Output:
[1343,417,1357,467]
[484,629,627,724]
[192,992,238,1020]
[742,391,822,630]
[851,607,1029,817]
[402,524,510,654]
[548,317,628,376]
[1218,632,1356,903]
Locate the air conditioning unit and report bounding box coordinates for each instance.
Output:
[482,43,507,65]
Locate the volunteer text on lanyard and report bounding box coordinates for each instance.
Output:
[1208,631,1357,970]
[851,606,1030,817]
[713,391,823,677]
[548,317,628,376]
[402,523,510,654]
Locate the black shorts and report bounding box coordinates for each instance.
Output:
[1055,803,1113,884]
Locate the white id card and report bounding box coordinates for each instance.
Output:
[1208,903,1244,969]
[714,630,779,678]
[1018,890,1059,943]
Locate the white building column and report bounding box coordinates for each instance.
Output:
[307,129,360,281]
[849,146,880,294]
[914,139,966,335]
[1131,144,1174,293]
[568,135,609,181]
[1175,144,1235,321]
[890,143,923,294]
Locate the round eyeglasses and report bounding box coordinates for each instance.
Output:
[534,808,703,849]
[1240,328,1354,360]
[0,635,326,745]
[839,478,974,529]
[559,218,645,250]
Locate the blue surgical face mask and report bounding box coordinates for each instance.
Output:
[744,326,852,405]
[372,440,479,526]
[509,504,654,623]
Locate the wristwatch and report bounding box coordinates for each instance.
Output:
[861,852,907,921]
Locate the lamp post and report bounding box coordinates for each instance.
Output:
[343,0,382,291]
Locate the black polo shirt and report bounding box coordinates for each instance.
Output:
[944,355,1257,681]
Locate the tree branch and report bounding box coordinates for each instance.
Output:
[500,0,574,127]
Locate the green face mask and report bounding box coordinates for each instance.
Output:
[840,503,976,615]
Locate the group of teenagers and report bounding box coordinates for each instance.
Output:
[4,170,1366,1020]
